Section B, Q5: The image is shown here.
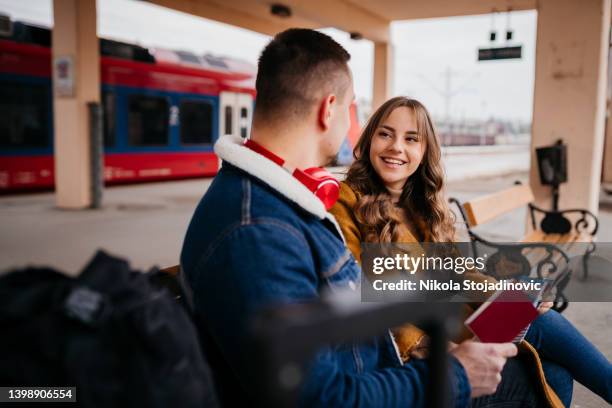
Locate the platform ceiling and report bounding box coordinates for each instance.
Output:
[146,0,537,43]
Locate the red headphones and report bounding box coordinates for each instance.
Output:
[244,139,339,210]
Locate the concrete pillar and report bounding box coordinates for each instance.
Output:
[601,22,612,185]
[602,93,612,185]
[372,41,394,111]
[530,0,611,215]
[52,0,100,209]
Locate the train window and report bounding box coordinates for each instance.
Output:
[203,55,228,70]
[102,91,115,147]
[224,106,233,135]
[180,101,213,144]
[0,81,49,148]
[128,95,169,146]
[240,107,248,138]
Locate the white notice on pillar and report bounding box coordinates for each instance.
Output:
[53,56,75,97]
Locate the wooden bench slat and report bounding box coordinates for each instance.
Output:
[521,230,553,243]
[558,231,582,246]
[160,264,180,276]
[547,232,588,255]
[563,232,593,257]
[572,232,594,243]
[523,245,551,265]
[523,247,568,278]
[523,233,572,271]
[463,185,534,227]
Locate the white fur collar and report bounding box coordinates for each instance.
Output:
[214,135,346,244]
[215,135,328,219]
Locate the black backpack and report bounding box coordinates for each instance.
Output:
[0,251,219,408]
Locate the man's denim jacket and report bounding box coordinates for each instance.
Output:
[181,135,470,407]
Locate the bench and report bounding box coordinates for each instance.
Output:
[449,182,598,312]
[154,265,457,407]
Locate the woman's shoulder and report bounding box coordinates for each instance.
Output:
[330,181,360,224]
[338,181,360,206]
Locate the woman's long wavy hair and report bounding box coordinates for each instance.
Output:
[345,97,455,243]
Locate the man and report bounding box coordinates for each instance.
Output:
[181,28,540,407]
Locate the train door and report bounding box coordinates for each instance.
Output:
[219,91,253,139]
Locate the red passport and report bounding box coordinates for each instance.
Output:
[465,289,539,343]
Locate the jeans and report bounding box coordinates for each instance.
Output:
[525,309,612,404]
[469,358,570,407]
[541,360,574,407]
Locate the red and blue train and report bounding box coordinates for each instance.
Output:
[0,19,360,193]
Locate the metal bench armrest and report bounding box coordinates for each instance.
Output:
[449,197,471,227]
[528,204,599,236]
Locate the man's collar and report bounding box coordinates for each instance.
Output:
[214,135,327,219]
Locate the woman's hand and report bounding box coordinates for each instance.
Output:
[537,301,553,314]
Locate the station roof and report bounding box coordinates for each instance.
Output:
[147,0,536,43]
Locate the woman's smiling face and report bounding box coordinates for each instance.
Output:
[369,106,426,191]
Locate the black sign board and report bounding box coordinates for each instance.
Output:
[478,46,522,61]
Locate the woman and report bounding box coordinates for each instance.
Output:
[330,97,611,407]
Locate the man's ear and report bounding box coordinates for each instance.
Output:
[318,94,336,131]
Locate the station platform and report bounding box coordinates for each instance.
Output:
[0,171,610,407]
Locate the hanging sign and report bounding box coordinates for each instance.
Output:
[54,55,75,97]
[478,46,522,61]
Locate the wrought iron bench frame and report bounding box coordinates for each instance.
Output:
[449,182,598,312]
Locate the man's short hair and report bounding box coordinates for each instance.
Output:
[254,28,351,125]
